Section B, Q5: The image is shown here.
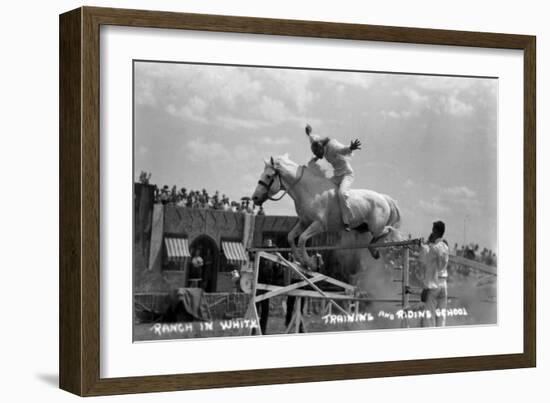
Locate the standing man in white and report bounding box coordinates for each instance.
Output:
[419,220,450,327]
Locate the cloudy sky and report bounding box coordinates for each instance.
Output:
[134,61,497,252]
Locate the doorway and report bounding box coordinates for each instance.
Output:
[189,235,219,292]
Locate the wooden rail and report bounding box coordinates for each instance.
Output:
[249,238,422,253]
[449,255,497,275]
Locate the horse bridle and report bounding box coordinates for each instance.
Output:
[257,165,305,201]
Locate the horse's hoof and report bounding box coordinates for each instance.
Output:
[305,258,318,271]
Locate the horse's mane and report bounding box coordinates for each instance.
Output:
[275,154,332,181]
[306,159,332,180]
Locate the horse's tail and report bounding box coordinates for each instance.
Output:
[384,195,402,229]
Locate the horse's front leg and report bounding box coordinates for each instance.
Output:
[287,221,306,259]
[297,221,325,270]
[369,226,403,259]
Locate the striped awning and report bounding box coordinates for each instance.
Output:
[164,237,191,262]
[222,241,248,266]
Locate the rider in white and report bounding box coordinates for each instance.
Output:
[305,124,361,231]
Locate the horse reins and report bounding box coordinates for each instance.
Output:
[257,165,305,201]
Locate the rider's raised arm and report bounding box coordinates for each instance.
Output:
[332,138,361,155]
[330,139,353,155]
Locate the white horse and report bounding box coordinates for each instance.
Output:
[251,154,402,269]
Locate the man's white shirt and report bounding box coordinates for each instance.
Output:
[419,238,449,289]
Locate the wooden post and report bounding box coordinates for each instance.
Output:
[276,253,350,316]
[325,301,332,316]
[245,251,262,335]
[295,298,302,333]
[402,248,410,328]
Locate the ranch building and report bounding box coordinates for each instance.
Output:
[134,183,341,296]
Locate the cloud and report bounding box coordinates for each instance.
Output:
[185,139,260,177]
[135,63,386,136]
[261,69,315,113]
[217,116,270,130]
[402,88,429,105]
[233,144,258,161]
[167,97,210,124]
[381,109,413,120]
[386,86,431,118]
[136,63,260,120]
[258,136,292,146]
[404,179,415,189]
[325,73,374,90]
[135,76,157,107]
[443,186,477,198]
[240,172,261,195]
[134,63,497,250]
[257,95,286,120]
[385,75,489,121]
[359,161,400,176]
[186,138,226,162]
[445,95,474,116]
[187,96,208,115]
[207,89,309,130]
[414,76,483,92]
[135,62,322,131]
[419,199,450,215]
[418,185,481,217]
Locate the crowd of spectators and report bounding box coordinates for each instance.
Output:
[140,172,265,215]
[453,243,497,267]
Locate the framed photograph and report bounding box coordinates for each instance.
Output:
[59,6,536,396]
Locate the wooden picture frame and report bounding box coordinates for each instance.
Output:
[59,6,536,396]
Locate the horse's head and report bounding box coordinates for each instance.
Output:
[251,156,284,206]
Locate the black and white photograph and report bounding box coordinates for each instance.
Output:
[2,0,544,400]
[132,60,498,341]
